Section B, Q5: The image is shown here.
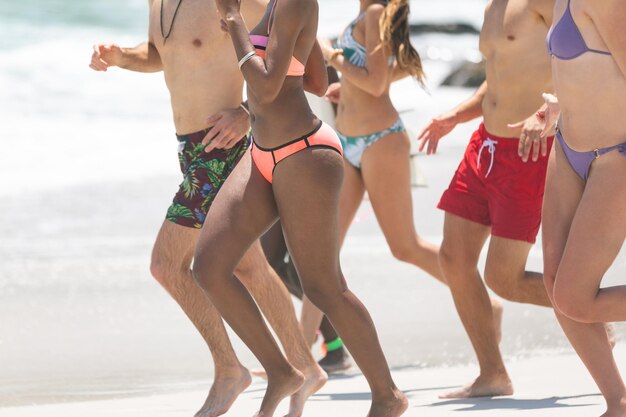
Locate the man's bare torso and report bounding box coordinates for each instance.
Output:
[480,0,553,137]
[149,0,265,134]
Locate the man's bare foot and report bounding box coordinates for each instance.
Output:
[367,388,408,417]
[285,364,328,417]
[490,297,504,345]
[194,366,252,417]
[439,373,513,399]
[253,367,304,417]
[606,323,617,350]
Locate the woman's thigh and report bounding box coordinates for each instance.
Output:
[194,151,279,275]
[271,147,345,292]
[542,143,585,296]
[555,149,626,298]
[360,132,417,247]
[338,161,365,246]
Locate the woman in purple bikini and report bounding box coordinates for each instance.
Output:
[541,0,626,415]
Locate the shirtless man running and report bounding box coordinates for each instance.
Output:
[417,0,557,398]
[89,1,326,415]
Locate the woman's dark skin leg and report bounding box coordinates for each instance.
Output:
[273,147,408,417]
[193,153,304,417]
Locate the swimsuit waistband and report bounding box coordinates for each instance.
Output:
[252,121,324,152]
[337,118,405,141]
[176,128,212,142]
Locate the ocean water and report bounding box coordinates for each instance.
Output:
[3,0,624,408]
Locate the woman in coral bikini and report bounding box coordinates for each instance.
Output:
[541,0,626,415]
[191,0,407,415]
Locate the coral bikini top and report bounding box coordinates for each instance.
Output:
[249,0,305,76]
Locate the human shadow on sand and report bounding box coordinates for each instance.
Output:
[250,386,460,402]
[424,393,601,411]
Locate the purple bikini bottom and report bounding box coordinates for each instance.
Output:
[556,128,626,181]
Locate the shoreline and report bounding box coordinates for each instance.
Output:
[1,346,623,416]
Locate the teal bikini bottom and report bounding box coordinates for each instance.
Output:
[337,118,406,168]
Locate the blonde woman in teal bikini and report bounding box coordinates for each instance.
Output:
[540,0,626,415]
[307,0,503,345]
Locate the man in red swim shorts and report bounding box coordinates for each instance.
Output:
[417,0,557,399]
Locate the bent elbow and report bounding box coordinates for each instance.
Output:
[370,81,387,97]
[362,79,387,98]
[306,80,329,97]
[249,84,280,105]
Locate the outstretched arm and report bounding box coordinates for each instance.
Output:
[417,81,487,154]
[218,0,312,104]
[90,41,163,73]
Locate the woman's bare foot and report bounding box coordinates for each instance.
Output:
[491,297,504,345]
[439,372,513,399]
[253,367,304,417]
[367,388,408,417]
[286,364,328,417]
[600,398,626,417]
[195,366,252,417]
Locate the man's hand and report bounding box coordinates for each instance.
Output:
[202,106,250,153]
[417,112,458,155]
[324,82,341,104]
[90,44,123,71]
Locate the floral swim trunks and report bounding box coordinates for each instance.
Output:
[166,129,250,229]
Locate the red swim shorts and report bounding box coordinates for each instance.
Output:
[438,123,554,243]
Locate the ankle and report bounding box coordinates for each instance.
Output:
[371,385,404,403]
[478,368,510,381]
[607,394,626,409]
[214,363,248,380]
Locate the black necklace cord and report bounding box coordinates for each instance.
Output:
[160,0,184,44]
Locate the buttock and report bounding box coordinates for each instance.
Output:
[251,121,343,183]
[166,129,250,229]
[437,123,554,243]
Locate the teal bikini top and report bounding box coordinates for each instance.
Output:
[338,13,368,67]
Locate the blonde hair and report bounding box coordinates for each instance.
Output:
[379,0,425,84]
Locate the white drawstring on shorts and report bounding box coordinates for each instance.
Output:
[477,138,498,177]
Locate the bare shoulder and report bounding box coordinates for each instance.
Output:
[285,0,317,13]
[272,0,317,31]
[586,0,626,20]
[365,2,385,20]
[241,0,268,24]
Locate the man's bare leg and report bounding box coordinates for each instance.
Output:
[236,240,327,417]
[438,214,513,399]
[151,221,250,417]
[359,133,504,343]
[484,237,551,307]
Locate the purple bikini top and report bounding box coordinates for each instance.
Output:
[547,0,612,60]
